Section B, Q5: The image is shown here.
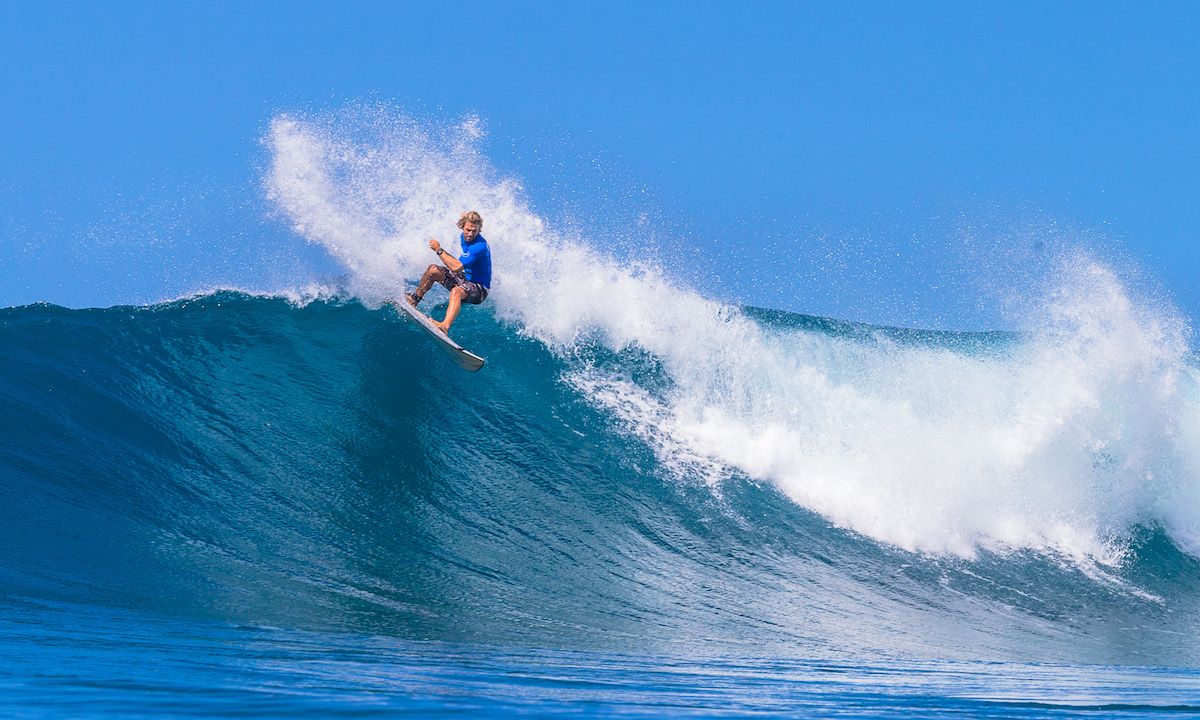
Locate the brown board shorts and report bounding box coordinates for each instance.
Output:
[438,270,489,305]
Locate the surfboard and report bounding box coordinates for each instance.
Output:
[391,299,486,372]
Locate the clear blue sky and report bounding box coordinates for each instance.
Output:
[2,1,1197,330]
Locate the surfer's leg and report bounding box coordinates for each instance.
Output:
[412,265,447,304]
[434,287,466,333]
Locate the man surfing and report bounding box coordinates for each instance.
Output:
[405,210,492,334]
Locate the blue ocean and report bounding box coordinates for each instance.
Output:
[4,114,1200,716]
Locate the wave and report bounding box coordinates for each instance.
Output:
[265,109,1200,562]
[1,291,1199,666]
[2,108,1198,666]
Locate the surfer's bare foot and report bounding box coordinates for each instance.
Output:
[433,320,450,334]
[405,293,420,307]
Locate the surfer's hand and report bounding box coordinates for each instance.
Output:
[429,239,441,253]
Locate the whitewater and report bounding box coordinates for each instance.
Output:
[3,110,1200,716]
[268,110,1200,563]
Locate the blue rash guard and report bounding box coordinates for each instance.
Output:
[458,233,491,289]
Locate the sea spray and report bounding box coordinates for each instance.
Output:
[265,109,1200,565]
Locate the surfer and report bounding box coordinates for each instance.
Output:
[405,211,492,334]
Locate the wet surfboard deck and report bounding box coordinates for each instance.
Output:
[392,299,486,372]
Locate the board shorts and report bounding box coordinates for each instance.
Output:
[439,269,489,305]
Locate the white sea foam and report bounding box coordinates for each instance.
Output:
[158,282,348,308]
[265,108,1200,562]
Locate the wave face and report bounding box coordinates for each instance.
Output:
[3,109,1200,679]
[2,291,1200,667]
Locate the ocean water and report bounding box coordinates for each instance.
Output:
[3,113,1200,716]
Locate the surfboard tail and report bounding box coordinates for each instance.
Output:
[392,299,486,372]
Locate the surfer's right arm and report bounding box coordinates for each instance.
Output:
[429,238,463,273]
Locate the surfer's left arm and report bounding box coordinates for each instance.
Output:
[428,239,463,272]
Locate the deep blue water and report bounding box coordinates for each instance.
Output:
[3,292,1199,716]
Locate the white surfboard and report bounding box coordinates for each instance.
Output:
[391,299,486,372]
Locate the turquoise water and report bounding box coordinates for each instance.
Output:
[2,293,1199,715]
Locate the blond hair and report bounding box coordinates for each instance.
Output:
[457,211,483,229]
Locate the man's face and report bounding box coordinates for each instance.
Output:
[462,221,480,241]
